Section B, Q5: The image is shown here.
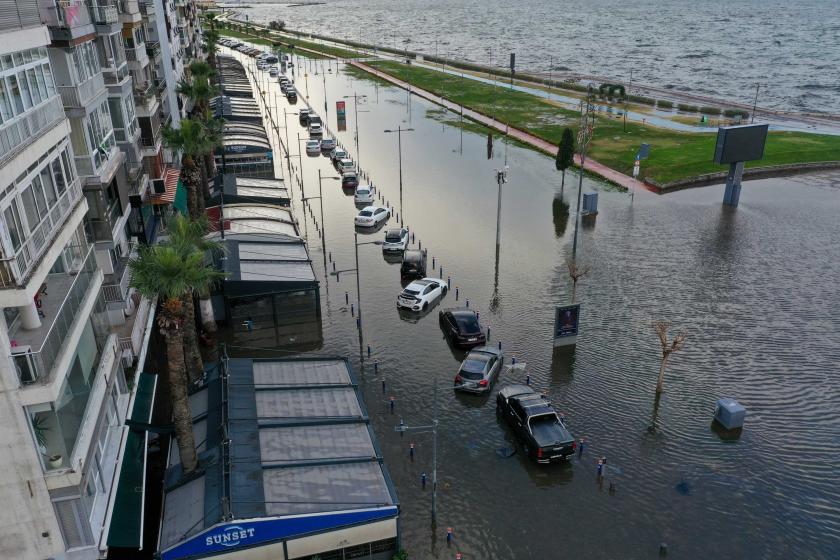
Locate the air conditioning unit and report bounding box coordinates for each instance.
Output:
[11,347,37,384]
[152,178,166,193]
[129,193,143,208]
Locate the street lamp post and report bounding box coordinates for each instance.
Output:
[303,171,340,271]
[383,127,415,226]
[283,109,297,175]
[297,132,306,199]
[343,93,367,166]
[494,167,509,255]
[329,236,383,356]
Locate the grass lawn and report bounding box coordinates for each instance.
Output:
[365,60,840,185]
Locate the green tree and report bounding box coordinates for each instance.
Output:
[555,127,575,196]
[177,62,221,192]
[128,227,224,473]
[163,118,219,219]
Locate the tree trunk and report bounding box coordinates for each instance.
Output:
[182,155,203,219]
[203,152,215,198]
[199,296,217,333]
[159,299,198,473]
[197,157,209,217]
[570,279,577,304]
[182,294,204,384]
[561,169,566,196]
[656,353,670,393]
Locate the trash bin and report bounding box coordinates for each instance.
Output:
[714,398,746,430]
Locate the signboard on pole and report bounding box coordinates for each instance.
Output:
[336,100,346,118]
[632,160,640,178]
[553,304,581,347]
[509,53,515,76]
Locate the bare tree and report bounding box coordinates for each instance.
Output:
[567,260,590,304]
[653,321,687,393]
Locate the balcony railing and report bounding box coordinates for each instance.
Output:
[139,0,155,16]
[41,1,94,30]
[91,4,119,25]
[125,45,149,65]
[102,250,133,303]
[57,73,106,110]
[11,245,99,385]
[0,179,83,289]
[140,122,162,149]
[74,135,117,179]
[146,41,161,59]
[0,96,66,167]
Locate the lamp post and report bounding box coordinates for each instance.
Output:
[383,127,414,226]
[343,93,367,166]
[282,109,297,175]
[297,132,306,199]
[494,166,509,256]
[573,88,596,258]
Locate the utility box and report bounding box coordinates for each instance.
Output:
[582,192,598,215]
[714,398,746,430]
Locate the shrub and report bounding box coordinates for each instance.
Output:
[628,94,656,105]
[724,109,750,119]
[657,100,673,109]
[700,106,721,115]
[678,103,699,112]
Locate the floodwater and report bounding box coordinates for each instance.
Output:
[223,46,840,558]
[238,0,840,115]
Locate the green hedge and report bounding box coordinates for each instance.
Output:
[723,108,750,119]
[657,100,674,109]
[700,106,721,115]
[627,94,656,106]
[678,103,699,113]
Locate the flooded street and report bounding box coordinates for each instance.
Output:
[224,47,840,558]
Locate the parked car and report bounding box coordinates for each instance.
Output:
[320,138,336,151]
[278,76,290,86]
[330,147,348,162]
[305,139,321,155]
[286,90,298,103]
[354,205,390,228]
[400,250,427,278]
[454,346,503,393]
[337,158,355,174]
[299,108,311,125]
[397,277,448,311]
[269,67,279,77]
[382,227,408,252]
[354,185,375,204]
[308,123,323,136]
[439,308,485,348]
[342,171,360,189]
[496,385,576,464]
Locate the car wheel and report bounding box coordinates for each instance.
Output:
[442,286,448,296]
[423,302,428,311]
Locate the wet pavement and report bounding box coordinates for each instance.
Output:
[221,45,840,558]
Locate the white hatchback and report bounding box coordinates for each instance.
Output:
[397,278,448,311]
[354,206,390,228]
[382,228,408,252]
[354,185,375,204]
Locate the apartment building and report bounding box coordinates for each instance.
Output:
[0,0,199,557]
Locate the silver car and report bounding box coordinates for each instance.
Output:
[454,346,503,393]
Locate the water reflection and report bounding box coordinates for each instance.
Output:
[552,196,570,238]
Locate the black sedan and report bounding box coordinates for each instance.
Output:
[439,308,486,349]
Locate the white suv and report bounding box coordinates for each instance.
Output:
[397,278,448,311]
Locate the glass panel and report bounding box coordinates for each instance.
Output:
[34,65,49,101]
[61,149,75,182]
[0,79,11,121]
[7,75,24,114]
[16,71,32,109]
[42,63,55,96]
[21,184,40,230]
[3,205,22,251]
[52,159,67,195]
[32,175,49,218]
[40,167,58,208]
[26,68,41,105]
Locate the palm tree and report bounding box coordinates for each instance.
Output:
[129,238,224,473]
[168,215,224,341]
[204,28,220,70]
[163,118,219,219]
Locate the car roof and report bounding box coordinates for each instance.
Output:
[468,345,501,358]
[361,205,383,212]
[499,384,535,399]
[407,279,434,288]
[385,228,404,235]
[445,307,477,317]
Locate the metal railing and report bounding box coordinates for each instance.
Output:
[0,96,66,167]
[0,179,83,288]
[102,250,133,303]
[140,123,162,148]
[139,0,155,16]
[57,73,106,109]
[125,45,148,64]
[91,4,119,25]
[11,246,99,385]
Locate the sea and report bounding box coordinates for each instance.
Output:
[236,0,840,115]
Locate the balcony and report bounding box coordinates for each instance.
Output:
[86,198,124,244]
[10,245,100,385]
[102,250,133,303]
[91,4,119,25]
[0,179,83,289]
[139,0,156,17]
[41,0,95,39]
[126,45,150,68]
[146,41,161,60]
[0,96,66,168]
[57,73,106,113]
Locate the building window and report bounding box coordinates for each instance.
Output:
[53,497,94,549]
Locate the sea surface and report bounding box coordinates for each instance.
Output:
[237,0,840,114]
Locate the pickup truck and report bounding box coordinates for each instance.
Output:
[496,384,576,464]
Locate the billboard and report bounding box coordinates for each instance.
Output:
[553,304,580,346]
[336,100,346,118]
[713,124,769,164]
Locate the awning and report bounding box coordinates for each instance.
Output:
[106,372,159,549]
[151,168,182,206]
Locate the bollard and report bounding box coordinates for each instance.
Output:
[345,291,349,304]
[659,543,668,557]
[332,261,336,271]
[486,326,491,340]
[456,287,459,300]
[447,276,451,288]
[465,299,469,308]
[419,240,422,251]
[432,256,436,269]
[374,360,379,374]
[512,356,516,365]
[476,311,480,320]
[526,373,531,385]
[447,527,453,544]
[409,443,415,459]
[498,340,502,350]
[578,438,585,457]
[357,317,361,328]
[440,266,443,279]
[351,303,355,317]
[411,232,415,243]
[367,345,371,357]
[391,398,396,414]
[597,458,603,477]
[421,472,427,489]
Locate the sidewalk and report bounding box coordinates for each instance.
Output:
[351,60,647,192]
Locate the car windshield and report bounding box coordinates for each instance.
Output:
[385,231,402,241]
[454,313,479,332]
[357,189,370,195]
[359,210,372,217]
[403,289,419,296]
